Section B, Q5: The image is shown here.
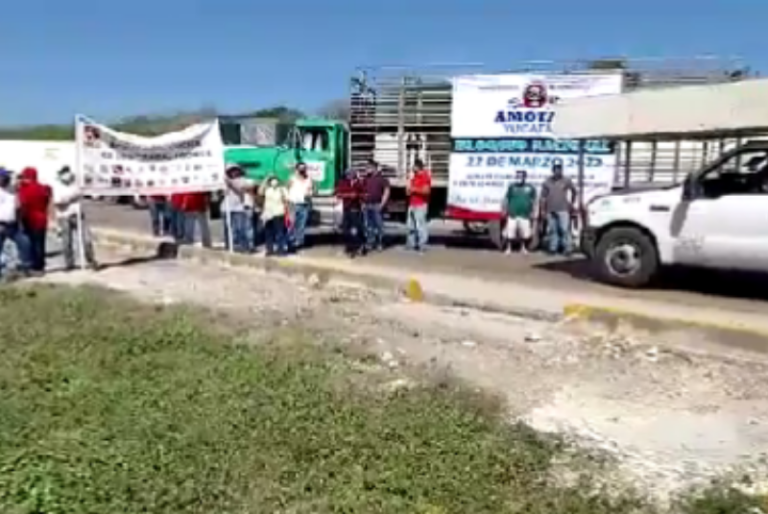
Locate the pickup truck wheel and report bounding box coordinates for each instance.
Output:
[593,227,658,288]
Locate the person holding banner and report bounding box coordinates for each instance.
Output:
[223,164,256,253]
[286,162,314,252]
[52,166,98,271]
[17,167,52,275]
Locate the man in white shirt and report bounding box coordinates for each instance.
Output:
[286,162,314,251]
[52,166,98,270]
[0,168,31,277]
[223,164,256,253]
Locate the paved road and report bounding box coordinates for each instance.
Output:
[85,200,768,316]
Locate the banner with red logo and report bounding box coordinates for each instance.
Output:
[75,115,226,196]
[447,73,622,216]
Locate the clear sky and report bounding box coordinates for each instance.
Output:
[0,0,760,126]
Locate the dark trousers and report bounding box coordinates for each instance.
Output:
[263,216,287,256]
[342,208,365,256]
[252,210,263,249]
[149,199,171,236]
[25,227,47,272]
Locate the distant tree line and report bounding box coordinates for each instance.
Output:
[0,104,347,141]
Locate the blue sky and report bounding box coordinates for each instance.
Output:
[0,0,760,125]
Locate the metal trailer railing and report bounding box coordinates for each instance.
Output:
[348,56,755,190]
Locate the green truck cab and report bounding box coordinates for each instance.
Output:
[219,118,348,225]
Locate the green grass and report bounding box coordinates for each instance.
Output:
[0,285,762,514]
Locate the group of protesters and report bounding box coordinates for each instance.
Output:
[0,165,98,279]
[146,162,315,257]
[147,158,433,258]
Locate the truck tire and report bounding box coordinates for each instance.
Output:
[488,220,504,250]
[593,226,658,288]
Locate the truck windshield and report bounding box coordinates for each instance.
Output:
[299,128,330,152]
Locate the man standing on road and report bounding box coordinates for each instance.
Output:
[337,168,366,258]
[540,162,577,255]
[362,159,389,252]
[502,170,537,255]
[223,164,255,253]
[286,162,314,252]
[52,166,98,271]
[17,167,52,275]
[406,158,431,252]
[0,168,30,278]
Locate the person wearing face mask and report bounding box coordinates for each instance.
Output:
[259,175,289,256]
[52,166,98,271]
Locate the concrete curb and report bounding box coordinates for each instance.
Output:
[91,227,561,322]
[90,227,768,347]
[563,303,768,352]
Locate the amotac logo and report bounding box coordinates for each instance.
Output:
[494,81,560,134]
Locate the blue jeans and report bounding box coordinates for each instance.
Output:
[182,212,212,248]
[264,216,288,255]
[170,208,186,242]
[251,210,263,249]
[289,203,310,249]
[0,222,30,275]
[148,199,170,236]
[406,205,428,250]
[363,203,384,250]
[546,211,572,254]
[223,210,252,253]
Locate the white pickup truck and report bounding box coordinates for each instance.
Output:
[582,140,768,287]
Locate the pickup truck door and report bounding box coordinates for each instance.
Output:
[672,193,768,270]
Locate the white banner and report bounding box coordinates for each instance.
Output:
[447,73,622,214]
[75,115,226,196]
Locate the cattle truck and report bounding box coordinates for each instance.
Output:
[221,59,750,246]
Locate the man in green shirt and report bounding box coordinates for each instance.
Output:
[502,170,537,254]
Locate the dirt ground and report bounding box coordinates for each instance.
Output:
[38,248,768,500]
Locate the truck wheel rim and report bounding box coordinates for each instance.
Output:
[605,242,641,276]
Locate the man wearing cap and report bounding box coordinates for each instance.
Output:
[0,168,31,278]
[222,163,256,253]
[540,161,577,255]
[52,166,98,270]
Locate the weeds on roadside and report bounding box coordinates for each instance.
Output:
[0,286,760,514]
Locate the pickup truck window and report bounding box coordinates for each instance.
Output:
[697,149,768,198]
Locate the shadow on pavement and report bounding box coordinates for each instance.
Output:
[535,258,768,302]
[98,241,180,271]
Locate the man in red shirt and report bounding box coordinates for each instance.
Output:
[336,168,366,257]
[179,192,212,248]
[406,158,431,252]
[17,167,53,274]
